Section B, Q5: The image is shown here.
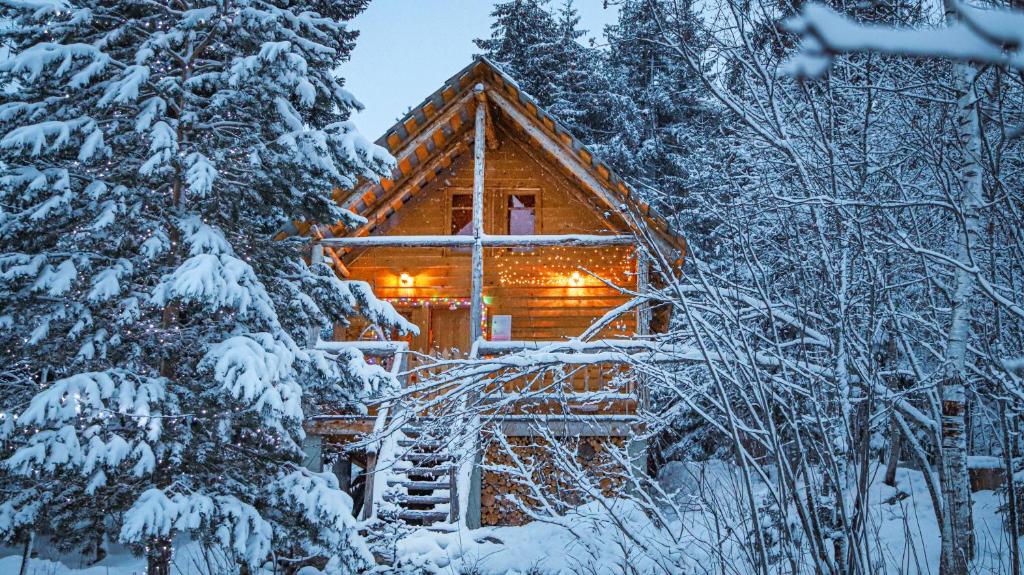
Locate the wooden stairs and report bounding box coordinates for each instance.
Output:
[382,419,459,529]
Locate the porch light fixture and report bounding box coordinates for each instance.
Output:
[568,270,583,287]
[399,272,414,287]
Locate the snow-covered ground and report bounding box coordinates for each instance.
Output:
[1,461,1018,575]
[392,461,1018,574]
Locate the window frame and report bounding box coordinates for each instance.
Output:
[502,188,541,235]
[445,188,475,255]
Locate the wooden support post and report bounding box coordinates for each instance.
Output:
[361,452,376,520]
[636,249,651,412]
[471,84,486,344]
[637,249,651,337]
[333,455,352,494]
[308,244,325,346]
[449,464,460,523]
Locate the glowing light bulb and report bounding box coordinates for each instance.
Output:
[569,271,583,287]
[399,272,414,287]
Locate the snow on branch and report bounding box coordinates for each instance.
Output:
[200,333,303,427]
[783,2,1024,77]
[119,488,273,566]
[152,253,279,324]
[0,42,111,81]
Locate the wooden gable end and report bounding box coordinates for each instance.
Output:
[340,120,637,343]
[327,58,685,263]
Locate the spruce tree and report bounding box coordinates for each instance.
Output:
[544,0,618,144]
[601,0,724,254]
[475,0,561,104]
[0,1,413,573]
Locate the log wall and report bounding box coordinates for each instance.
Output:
[343,124,636,343]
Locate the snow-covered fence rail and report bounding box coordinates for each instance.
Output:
[314,233,635,249]
[310,341,410,520]
[313,340,410,453]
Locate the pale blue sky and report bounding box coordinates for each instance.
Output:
[343,0,618,139]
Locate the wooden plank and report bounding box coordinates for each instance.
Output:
[305,416,376,435]
[498,416,639,437]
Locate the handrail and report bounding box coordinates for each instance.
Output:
[314,340,409,520]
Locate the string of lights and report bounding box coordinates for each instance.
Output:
[382,296,489,338]
[491,246,635,287]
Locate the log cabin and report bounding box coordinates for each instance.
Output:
[301,57,685,529]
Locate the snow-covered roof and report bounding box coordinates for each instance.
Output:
[331,56,686,262]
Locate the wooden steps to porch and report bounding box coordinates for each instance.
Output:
[382,420,459,529]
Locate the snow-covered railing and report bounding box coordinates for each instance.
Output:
[314,340,409,520]
[469,339,645,403]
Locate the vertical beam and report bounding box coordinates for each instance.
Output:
[308,243,325,346]
[636,249,651,412]
[636,249,651,337]
[470,84,486,343]
[449,463,460,523]
[333,455,352,495]
[361,453,376,520]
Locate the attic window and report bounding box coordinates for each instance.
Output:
[507,194,536,235]
[451,193,473,235]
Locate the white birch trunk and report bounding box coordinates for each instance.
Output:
[938,5,984,567]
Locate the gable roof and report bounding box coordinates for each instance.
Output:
[328,57,686,263]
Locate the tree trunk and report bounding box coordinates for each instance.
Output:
[934,4,985,572]
[147,538,172,575]
[937,25,984,568]
[1002,402,1021,575]
[18,531,33,575]
[883,420,902,487]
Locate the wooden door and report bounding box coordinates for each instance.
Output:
[430,306,470,358]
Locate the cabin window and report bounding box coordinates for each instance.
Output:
[507,194,536,235]
[450,193,474,236]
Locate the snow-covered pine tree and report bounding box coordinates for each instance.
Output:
[474,0,561,105]
[0,1,415,573]
[544,0,619,145]
[601,0,724,254]
[476,0,614,145]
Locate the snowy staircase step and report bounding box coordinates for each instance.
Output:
[402,452,454,464]
[381,417,462,528]
[397,438,445,448]
[400,466,451,477]
[384,493,451,506]
[386,479,450,491]
[397,510,449,524]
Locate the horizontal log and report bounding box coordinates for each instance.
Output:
[495,415,640,437]
[317,234,634,249]
[305,415,377,436]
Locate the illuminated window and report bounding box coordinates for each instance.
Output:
[451,193,473,236]
[507,194,535,235]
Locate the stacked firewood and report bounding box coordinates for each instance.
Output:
[480,434,626,526]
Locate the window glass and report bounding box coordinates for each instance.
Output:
[451,193,473,235]
[507,194,536,235]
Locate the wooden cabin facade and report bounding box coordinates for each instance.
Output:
[304,58,684,528]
